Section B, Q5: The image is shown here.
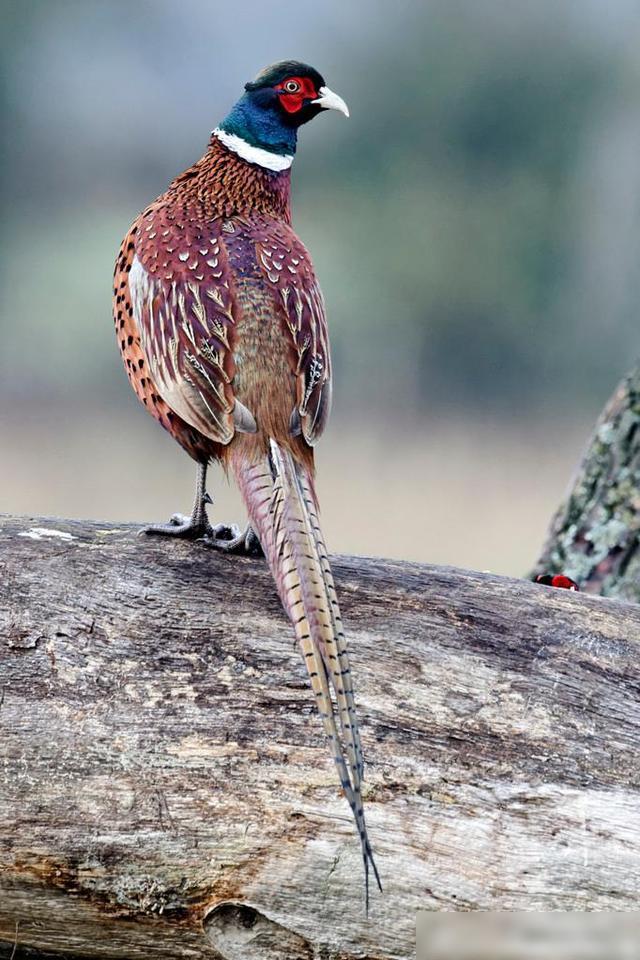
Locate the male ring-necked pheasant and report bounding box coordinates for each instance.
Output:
[113,61,381,907]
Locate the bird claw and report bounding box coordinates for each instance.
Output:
[211,522,242,542]
[200,523,263,556]
[169,513,191,526]
[140,513,213,540]
[139,499,261,557]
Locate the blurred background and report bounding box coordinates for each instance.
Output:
[1,0,640,575]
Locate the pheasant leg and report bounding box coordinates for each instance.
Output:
[141,462,261,554]
[141,461,213,539]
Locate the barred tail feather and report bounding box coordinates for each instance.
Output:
[295,468,365,783]
[231,439,381,908]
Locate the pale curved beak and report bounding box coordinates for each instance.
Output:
[312,85,350,118]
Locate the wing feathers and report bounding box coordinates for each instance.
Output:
[255,224,332,446]
[129,252,237,445]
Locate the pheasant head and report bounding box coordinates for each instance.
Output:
[213,60,349,171]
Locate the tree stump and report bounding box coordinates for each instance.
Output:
[1,514,640,959]
[534,363,640,601]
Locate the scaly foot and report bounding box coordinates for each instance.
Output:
[140,490,213,540]
[202,523,263,556]
[140,512,213,540]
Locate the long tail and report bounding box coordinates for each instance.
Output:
[231,438,381,909]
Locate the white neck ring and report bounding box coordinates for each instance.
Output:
[213,128,293,172]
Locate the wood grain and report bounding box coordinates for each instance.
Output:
[1,514,639,959]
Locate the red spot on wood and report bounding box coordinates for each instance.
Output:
[535,574,579,591]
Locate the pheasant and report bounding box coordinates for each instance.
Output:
[113,61,381,907]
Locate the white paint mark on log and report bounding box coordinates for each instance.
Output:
[17,527,76,541]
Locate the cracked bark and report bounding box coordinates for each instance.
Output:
[534,362,640,600]
[1,514,640,960]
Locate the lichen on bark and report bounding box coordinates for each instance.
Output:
[534,364,640,602]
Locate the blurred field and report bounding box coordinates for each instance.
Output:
[0,0,637,576]
[0,404,593,576]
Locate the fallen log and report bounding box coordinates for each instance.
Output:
[1,514,639,959]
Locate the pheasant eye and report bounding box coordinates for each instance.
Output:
[275,76,317,113]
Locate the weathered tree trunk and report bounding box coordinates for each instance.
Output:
[534,363,640,601]
[1,514,640,960]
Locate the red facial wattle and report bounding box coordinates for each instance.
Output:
[275,76,318,113]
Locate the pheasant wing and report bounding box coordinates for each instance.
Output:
[255,220,332,446]
[129,211,240,445]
